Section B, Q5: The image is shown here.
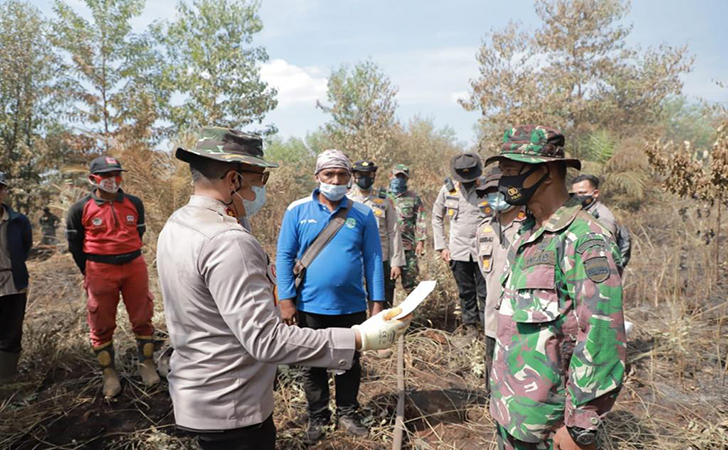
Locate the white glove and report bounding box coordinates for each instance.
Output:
[352,307,411,351]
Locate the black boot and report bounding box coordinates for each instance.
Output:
[0,351,20,383]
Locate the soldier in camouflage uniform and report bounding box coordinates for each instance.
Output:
[485,125,626,449]
[387,164,426,293]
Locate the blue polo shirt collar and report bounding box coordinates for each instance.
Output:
[311,188,351,215]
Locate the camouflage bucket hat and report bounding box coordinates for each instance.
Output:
[484,125,581,170]
[176,126,279,168]
[392,164,410,178]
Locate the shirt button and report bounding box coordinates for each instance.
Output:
[338,359,347,367]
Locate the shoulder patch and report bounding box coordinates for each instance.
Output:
[576,233,608,254]
[584,256,611,283]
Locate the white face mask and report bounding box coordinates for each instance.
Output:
[319,182,349,201]
[90,176,120,194]
[235,185,266,217]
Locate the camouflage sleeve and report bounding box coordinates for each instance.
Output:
[387,198,406,267]
[564,233,626,431]
[415,194,427,243]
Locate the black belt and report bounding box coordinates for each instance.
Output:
[86,250,141,265]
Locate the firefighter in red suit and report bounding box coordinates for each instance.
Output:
[66,156,159,398]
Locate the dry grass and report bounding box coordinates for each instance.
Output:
[2,146,727,449]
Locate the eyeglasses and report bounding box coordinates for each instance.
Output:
[240,170,270,186]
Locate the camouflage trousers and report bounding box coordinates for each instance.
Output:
[400,250,419,293]
[496,424,551,450]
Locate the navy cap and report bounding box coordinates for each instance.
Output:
[352,160,378,173]
[89,156,126,174]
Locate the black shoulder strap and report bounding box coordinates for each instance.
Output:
[294,199,353,288]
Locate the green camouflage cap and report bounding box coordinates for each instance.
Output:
[176,126,279,168]
[392,164,410,177]
[484,125,581,170]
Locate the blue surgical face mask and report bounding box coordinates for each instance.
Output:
[390,178,407,194]
[319,182,349,201]
[487,192,514,212]
[235,185,266,217]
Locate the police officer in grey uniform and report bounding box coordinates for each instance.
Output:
[156,127,411,450]
[349,160,406,310]
[474,167,528,393]
[432,153,487,334]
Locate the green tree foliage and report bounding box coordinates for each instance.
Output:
[52,0,161,150]
[153,0,278,134]
[461,0,693,152]
[661,96,717,153]
[317,60,399,166]
[264,135,315,164]
[0,0,66,211]
[393,116,461,180]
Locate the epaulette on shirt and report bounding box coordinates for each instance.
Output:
[478,199,494,217]
[377,188,388,199]
[444,177,457,194]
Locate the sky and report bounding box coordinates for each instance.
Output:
[27,0,728,147]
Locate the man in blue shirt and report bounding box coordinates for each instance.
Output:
[277,149,385,444]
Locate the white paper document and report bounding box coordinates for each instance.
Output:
[393,280,437,320]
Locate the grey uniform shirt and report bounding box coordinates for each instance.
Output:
[348,188,406,267]
[587,201,618,237]
[157,195,357,431]
[432,183,487,262]
[475,207,527,338]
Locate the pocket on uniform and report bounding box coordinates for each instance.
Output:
[445,199,459,219]
[510,264,562,323]
[479,241,493,273]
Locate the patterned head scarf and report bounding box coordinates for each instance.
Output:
[315,149,352,175]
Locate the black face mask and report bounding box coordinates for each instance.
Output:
[498,164,549,206]
[573,194,595,209]
[461,180,476,190]
[355,176,374,190]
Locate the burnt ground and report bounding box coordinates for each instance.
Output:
[1,252,727,449]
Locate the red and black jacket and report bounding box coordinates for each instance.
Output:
[65,189,146,274]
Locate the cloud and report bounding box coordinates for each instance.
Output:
[450,91,469,104]
[260,59,328,108]
[378,46,479,106]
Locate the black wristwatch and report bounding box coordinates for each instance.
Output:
[567,426,597,446]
